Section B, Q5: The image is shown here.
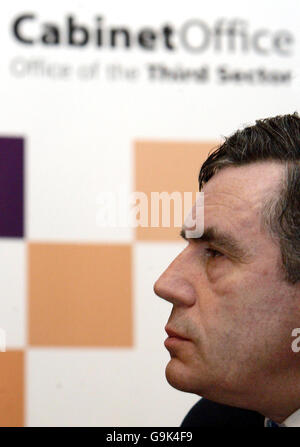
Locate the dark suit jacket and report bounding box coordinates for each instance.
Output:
[181,398,265,427]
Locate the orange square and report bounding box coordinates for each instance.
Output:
[135,141,216,240]
[0,350,24,427]
[28,243,132,347]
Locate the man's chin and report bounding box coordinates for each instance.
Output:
[165,359,202,394]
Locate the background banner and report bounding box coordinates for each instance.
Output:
[0,0,298,426]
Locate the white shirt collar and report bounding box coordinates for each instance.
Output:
[265,408,300,427]
[282,408,300,427]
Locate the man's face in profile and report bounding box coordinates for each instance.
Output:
[154,161,300,410]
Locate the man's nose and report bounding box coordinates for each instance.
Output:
[153,253,197,306]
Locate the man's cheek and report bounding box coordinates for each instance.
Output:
[206,260,236,284]
[207,270,239,302]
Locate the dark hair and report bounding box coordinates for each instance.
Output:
[198,112,300,284]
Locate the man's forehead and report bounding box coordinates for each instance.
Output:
[201,161,284,206]
[184,161,284,238]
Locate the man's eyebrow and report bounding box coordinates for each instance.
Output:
[180,226,249,261]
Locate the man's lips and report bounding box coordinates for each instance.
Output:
[165,327,189,341]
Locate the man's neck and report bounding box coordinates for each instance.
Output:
[246,372,300,424]
[204,370,300,424]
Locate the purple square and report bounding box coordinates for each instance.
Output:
[0,138,24,237]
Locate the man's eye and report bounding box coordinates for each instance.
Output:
[204,248,223,259]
